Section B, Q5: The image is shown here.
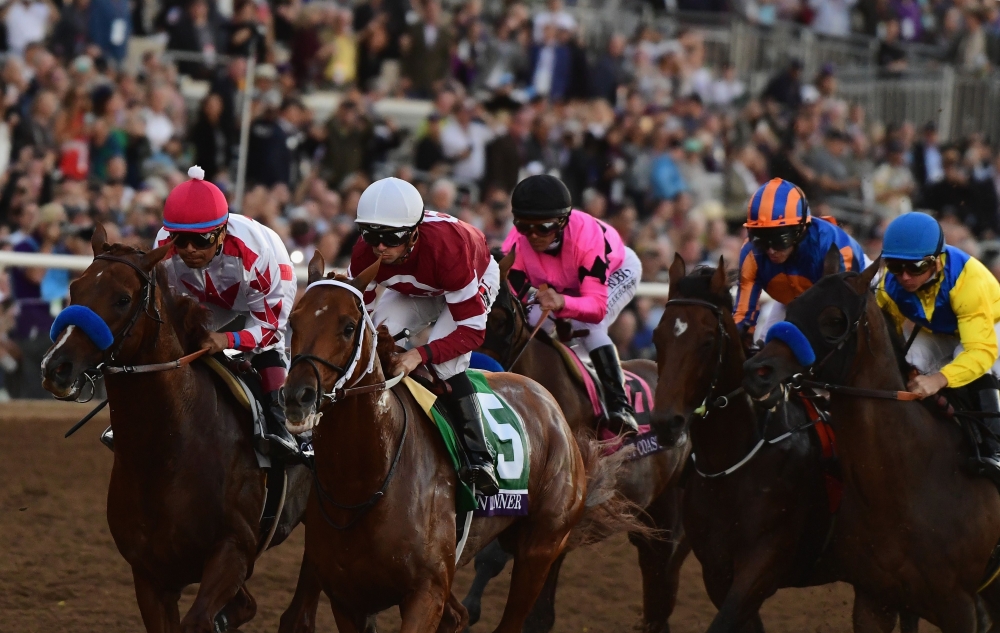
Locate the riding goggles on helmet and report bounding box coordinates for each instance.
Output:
[885,256,937,276]
[749,225,807,251]
[170,227,224,249]
[359,225,415,248]
[513,219,565,237]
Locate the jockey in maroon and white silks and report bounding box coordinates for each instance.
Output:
[348,177,501,495]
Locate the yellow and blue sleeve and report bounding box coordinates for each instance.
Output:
[941,260,999,388]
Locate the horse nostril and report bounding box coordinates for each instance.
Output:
[54,361,73,379]
[671,415,685,428]
[299,387,316,406]
[755,365,772,378]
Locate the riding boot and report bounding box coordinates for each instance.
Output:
[976,384,1000,475]
[257,390,305,465]
[590,345,640,437]
[444,373,500,496]
[100,425,114,451]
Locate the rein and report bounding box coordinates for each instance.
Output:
[290,278,407,530]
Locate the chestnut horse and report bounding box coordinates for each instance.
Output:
[744,254,1000,633]
[39,225,310,633]
[461,250,691,633]
[277,253,626,633]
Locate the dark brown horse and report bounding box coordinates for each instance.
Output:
[39,225,310,633]
[743,254,1000,633]
[650,257,857,633]
[277,253,627,633]
[461,251,691,633]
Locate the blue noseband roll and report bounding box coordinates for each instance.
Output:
[50,305,115,351]
[470,351,505,372]
[764,321,817,367]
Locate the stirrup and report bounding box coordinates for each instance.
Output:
[467,462,500,496]
[605,412,639,438]
[100,426,114,452]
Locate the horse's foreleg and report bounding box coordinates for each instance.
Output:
[522,552,567,633]
[398,581,449,633]
[703,549,785,633]
[329,601,377,633]
[852,591,903,633]
[278,552,324,633]
[438,593,470,633]
[216,584,257,631]
[180,538,251,633]
[462,539,512,627]
[132,568,181,633]
[493,526,569,633]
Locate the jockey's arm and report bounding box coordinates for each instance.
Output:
[733,244,763,333]
[228,253,293,354]
[941,262,1000,389]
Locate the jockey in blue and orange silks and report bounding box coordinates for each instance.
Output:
[734,178,869,346]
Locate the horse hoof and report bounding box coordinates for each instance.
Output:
[462,599,481,627]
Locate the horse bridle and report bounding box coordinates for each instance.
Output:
[482,280,530,370]
[662,298,743,417]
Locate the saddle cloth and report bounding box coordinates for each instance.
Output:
[403,370,531,517]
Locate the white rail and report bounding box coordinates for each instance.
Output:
[0,251,673,298]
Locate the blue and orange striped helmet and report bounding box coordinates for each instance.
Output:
[744,178,811,229]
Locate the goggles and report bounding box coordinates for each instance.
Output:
[170,228,223,250]
[513,219,565,237]
[885,257,937,277]
[749,225,805,252]
[359,225,415,248]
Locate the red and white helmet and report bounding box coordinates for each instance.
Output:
[162,166,229,233]
[356,177,425,228]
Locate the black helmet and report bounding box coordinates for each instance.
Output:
[511,175,572,220]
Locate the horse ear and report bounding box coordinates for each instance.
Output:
[307,251,325,285]
[822,244,841,277]
[710,255,728,295]
[351,258,381,294]
[668,253,686,292]
[498,245,516,283]
[139,243,171,272]
[853,256,881,295]
[91,223,109,256]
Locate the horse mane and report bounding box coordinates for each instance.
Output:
[673,266,734,311]
[878,304,912,387]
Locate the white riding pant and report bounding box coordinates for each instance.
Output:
[373,257,500,379]
[906,322,1000,379]
[525,247,642,352]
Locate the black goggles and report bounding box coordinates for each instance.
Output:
[750,226,803,251]
[885,257,937,277]
[513,219,564,237]
[170,228,223,249]
[360,226,414,248]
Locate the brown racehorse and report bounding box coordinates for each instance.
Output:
[39,225,310,633]
[650,257,904,633]
[462,251,691,633]
[743,254,1000,633]
[277,253,626,633]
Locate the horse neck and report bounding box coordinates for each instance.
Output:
[688,320,760,475]
[314,333,402,498]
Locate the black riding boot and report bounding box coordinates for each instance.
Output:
[590,344,640,437]
[257,390,303,464]
[444,373,500,496]
[100,425,114,451]
[975,382,1000,474]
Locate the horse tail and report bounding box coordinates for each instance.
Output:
[565,431,655,549]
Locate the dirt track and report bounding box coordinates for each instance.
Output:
[1,401,912,632]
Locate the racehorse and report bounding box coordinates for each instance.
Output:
[39,225,310,633]
[650,256,900,633]
[277,253,632,633]
[461,250,691,633]
[743,253,1000,633]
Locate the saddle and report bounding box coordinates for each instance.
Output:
[200,354,288,555]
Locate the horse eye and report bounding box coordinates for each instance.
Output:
[344,324,356,337]
[115,295,131,307]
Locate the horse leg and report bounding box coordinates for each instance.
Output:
[278,552,324,633]
[852,591,901,633]
[216,584,257,631]
[630,492,691,633]
[438,593,470,633]
[398,581,449,633]
[180,539,250,633]
[462,539,512,627]
[132,569,181,633]
[703,549,785,633]
[330,601,376,633]
[522,552,567,633]
[899,610,920,633]
[492,527,568,633]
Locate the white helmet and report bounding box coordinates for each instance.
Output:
[356,177,425,228]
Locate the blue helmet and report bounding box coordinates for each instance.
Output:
[882,213,944,261]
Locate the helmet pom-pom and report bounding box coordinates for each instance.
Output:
[188,165,206,181]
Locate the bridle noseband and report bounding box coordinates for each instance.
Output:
[662,298,741,417]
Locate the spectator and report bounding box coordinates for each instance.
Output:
[88,0,130,63]
[413,112,448,174]
[529,23,570,101]
[246,96,306,188]
[320,99,371,190]
[589,34,628,105]
[808,0,858,38]
[10,89,57,160]
[877,19,908,74]
[190,93,231,181]
[318,8,356,87]
[50,0,90,61]
[957,8,990,73]
[5,0,55,58]
[429,177,457,214]
[356,15,390,91]
[122,111,151,189]
[476,16,529,93]
[167,0,220,79]
[650,133,687,204]
[802,129,859,201]
[761,59,803,114]
[483,109,529,193]
[89,117,124,182]
[911,121,944,192]
[708,63,746,108]
[871,140,916,216]
[724,144,765,223]
[143,86,176,154]
[440,99,493,184]
[893,0,924,42]
[531,0,575,44]
[400,0,453,98]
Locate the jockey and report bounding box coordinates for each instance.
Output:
[349,177,501,496]
[735,178,867,345]
[876,212,1000,471]
[100,166,301,463]
[502,174,642,437]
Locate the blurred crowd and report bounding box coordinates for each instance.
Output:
[1,0,1000,399]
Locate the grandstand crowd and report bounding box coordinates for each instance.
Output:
[0,0,998,399]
